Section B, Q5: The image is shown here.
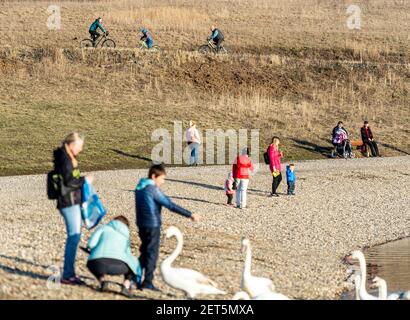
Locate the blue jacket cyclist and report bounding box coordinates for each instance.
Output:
[208,25,225,51]
[89,17,107,43]
[140,27,154,49]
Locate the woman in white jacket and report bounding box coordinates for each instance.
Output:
[185,120,201,166]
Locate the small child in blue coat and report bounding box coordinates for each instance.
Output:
[286,164,296,195]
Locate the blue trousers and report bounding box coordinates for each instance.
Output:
[287,181,296,195]
[138,227,161,285]
[189,142,199,165]
[59,205,82,279]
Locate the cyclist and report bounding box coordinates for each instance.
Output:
[89,17,107,44]
[208,26,224,52]
[140,27,153,49]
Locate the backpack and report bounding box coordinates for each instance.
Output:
[216,29,224,40]
[263,149,270,165]
[46,170,59,200]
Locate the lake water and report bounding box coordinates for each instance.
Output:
[341,237,410,299]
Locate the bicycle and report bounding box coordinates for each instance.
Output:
[80,32,116,49]
[198,40,227,54]
[137,40,161,52]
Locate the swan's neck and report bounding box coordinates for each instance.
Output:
[355,276,361,300]
[162,232,183,268]
[357,255,369,296]
[243,243,252,277]
[378,280,388,300]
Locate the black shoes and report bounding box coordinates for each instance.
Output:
[121,286,138,298]
[99,281,109,292]
[140,282,161,292]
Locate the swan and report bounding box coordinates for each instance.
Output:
[354,274,361,300]
[351,250,379,300]
[232,291,290,300]
[232,291,251,300]
[160,226,226,299]
[241,238,275,298]
[372,276,410,300]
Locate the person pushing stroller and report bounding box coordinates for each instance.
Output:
[331,121,354,158]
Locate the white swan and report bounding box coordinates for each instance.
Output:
[372,276,410,300]
[232,291,290,300]
[241,238,275,298]
[354,274,361,300]
[351,250,379,300]
[232,291,251,300]
[160,226,226,299]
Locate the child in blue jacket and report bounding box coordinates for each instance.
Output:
[135,164,201,291]
[286,164,296,195]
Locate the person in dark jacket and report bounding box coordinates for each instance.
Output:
[331,121,353,157]
[332,121,349,144]
[89,17,107,44]
[208,26,224,52]
[360,121,380,157]
[134,164,201,291]
[53,132,93,285]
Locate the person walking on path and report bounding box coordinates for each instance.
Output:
[360,121,380,157]
[267,137,283,197]
[235,148,254,209]
[86,215,140,298]
[53,132,93,285]
[185,120,201,166]
[134,164,201,291]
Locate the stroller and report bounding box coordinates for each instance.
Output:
[331,130,355,159]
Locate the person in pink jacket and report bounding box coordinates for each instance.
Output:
[224,172,235,206]
[185,120,201,166]
[267,136,283,197]
[235,147,254,209]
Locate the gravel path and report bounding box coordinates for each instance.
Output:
[0,156,409,300]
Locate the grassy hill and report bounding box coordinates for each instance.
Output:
[0,0,409,175]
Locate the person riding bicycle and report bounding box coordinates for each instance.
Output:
[208,26,224,52]
[140,27,153,49]
[89,17,107,44]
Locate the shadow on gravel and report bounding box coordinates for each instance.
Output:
[0,254,49,269]
[170,195,222,206]
[167,178,223,191]
[0,264,49,280]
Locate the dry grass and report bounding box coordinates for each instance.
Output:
[0,0,409,175]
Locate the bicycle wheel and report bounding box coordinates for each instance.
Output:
[101,39,116,48]
[198,45,211,54]
[219,46,228,54]
[151,45,161,52]
[80,39,94,48]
